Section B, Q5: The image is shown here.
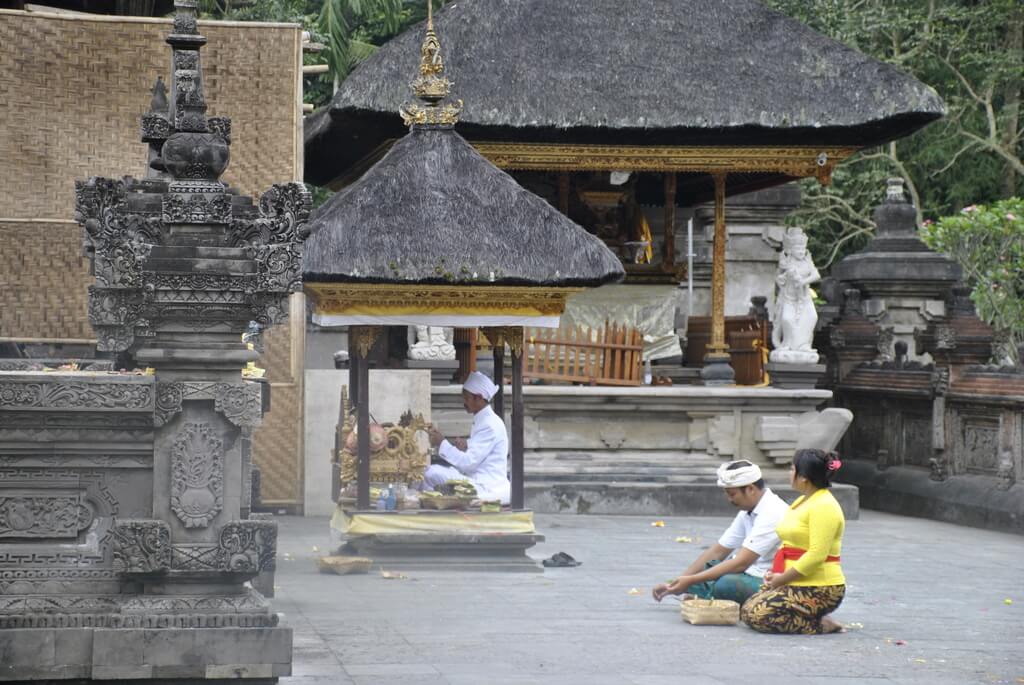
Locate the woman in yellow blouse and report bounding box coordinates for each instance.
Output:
[741,448,846,634]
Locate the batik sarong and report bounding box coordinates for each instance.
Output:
[740,584,845,634]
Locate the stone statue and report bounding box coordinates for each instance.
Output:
[408,325,455,360]
[770,227,821,364]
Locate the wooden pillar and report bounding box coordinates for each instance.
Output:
[509,327,525,509]
[558,172,571,216]
[452,327,477,384]
[662,172,677,268]
[351,326,381,509]
[492,342,505,421]
[700,173,735,385]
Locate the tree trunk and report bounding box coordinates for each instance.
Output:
[1001,8,1023,198]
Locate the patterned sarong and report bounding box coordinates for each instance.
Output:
[688,560,763,605]
[741,584,845,634]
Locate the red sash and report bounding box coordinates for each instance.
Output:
[771,546,840,574]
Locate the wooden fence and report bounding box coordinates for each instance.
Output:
[524,322,644,386]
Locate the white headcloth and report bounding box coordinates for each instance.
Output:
[463,371,499,401]
[716,461,762,488]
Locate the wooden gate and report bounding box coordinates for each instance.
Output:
[525,322,644,386]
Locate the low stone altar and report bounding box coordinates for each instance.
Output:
[0,2,307,680]
[430,384,858,516]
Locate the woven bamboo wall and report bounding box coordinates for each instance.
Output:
[0,10,306,508]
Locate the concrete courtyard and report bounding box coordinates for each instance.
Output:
[272,511,1022,685]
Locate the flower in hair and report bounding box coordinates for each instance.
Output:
[826,458,842,471]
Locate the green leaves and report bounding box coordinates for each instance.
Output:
[922,198,1024,363]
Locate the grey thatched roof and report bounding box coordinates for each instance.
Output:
[305,0,944,186]
[302,126,625,287]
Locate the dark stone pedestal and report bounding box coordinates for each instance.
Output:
[700,353,735,386]
[341,532,545,572]
[767,362,826,389]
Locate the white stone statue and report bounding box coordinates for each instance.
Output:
[770,227,821,364]
[408,326,455,361]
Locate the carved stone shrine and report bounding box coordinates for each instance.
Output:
[0,1,308,681]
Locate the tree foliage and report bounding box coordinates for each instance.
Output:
[920,199,1024,364]
[764,0,1023,270]
[199,0,445,109]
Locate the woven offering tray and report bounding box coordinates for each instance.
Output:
[419,495,475,510]
[317,555,373,575]
[680,598,740,625]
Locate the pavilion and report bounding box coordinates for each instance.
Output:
[301,4,624,520]
[304,0,944,384]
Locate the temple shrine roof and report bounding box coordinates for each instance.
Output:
[302,6,624,292]
[304,0,944,187]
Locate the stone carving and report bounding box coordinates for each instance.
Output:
[154,381,262,428]
[213,383,262,428]
[0,495,85,539]
[162,192,232,224]
[0,379,154,410]
[876,328,895,362]
[75,177,156,290]
[219,520,277,573]
[112,519,171,573]
[935,324,957,350]
[996,449,1015,490]
[770,227,821,364]
[170,520,276,573]
[170,422,224,528]
[929,453,950,481]
[408,326,456,360]
[962,422,999,474]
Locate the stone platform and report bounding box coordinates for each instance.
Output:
[431,384,858,516]
[839,459,1024,535]
[329,509,544,572]
[525,480,860,517]
[1,623,291,682]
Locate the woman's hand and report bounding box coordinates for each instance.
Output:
[764,571,788,590]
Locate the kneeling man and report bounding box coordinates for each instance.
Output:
[425,371,511,504]
[653,460,788,604]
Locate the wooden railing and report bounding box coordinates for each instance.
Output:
[524,322,644,386]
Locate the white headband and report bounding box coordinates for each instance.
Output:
[463,371,499,401]
[716,461,762,488]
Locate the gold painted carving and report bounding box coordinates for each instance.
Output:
[709,173,728,355]
[472,143,858,184]
[351,325,383,358]
[480,326,525,356]
[335,387,430,485]
[399,0,462,127]
[306,283,580,317]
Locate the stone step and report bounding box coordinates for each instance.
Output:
[524,481,860,518]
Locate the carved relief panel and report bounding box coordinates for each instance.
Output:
[170,422,224,528]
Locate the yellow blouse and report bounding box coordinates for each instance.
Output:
[775,488,846,587]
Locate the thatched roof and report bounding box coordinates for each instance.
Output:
[305,0,944,186]
[302,125,625,287]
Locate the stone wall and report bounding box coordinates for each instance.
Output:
[0,10,307,510]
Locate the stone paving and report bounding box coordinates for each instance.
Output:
[272,511,1023,685]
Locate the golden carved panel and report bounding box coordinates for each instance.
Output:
[305,283,580,317]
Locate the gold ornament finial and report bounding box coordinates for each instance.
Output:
[400,0,462,127]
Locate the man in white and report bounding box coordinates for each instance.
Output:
[425,371,511,504]
[652,460,789,604]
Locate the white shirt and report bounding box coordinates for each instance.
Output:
[438,404,511,504]
[717,488,789,578]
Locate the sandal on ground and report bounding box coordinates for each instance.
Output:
[542,551,581,568]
